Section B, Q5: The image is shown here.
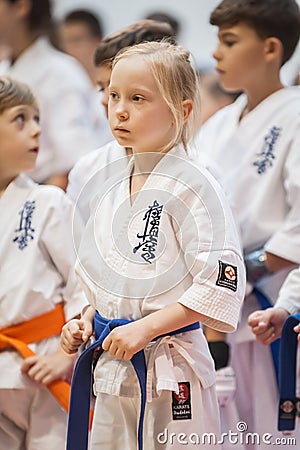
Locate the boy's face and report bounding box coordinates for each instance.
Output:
[108,56,175,154]
[96,63,112,118]
[213,22,267,92]
[0,104,41,180]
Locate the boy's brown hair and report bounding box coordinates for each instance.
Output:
[210,0,300,65]
[94,19,175,67]
[0,76,38,114]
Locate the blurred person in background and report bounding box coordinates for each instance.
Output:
[0,0,106,190]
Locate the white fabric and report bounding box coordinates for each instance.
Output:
[0,37,105,183]
[67,140,129,224]
[75,144,245,402]
[0,387,67,450]
[276,266,300,314]
[0,173,87,389]
[90,361,221,450]
[195,86,300,447]
[67,139,224,226]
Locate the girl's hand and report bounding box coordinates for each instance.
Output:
[102,320,152,361]
[21,347,76,385]
[248,307,289,345]
[60,318,93,354]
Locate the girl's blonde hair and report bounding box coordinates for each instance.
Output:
[112,41,201,151]
[0,76,38,114]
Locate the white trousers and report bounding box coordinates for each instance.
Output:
[91,360,221,449]
[0,386,67,450]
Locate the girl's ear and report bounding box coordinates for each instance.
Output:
[264,37,283,64]
[182,99,193,123]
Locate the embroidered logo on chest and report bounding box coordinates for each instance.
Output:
[253,125,281,174]
[13,200,36,250]
[133,200,163,264]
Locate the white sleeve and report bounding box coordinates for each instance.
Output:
[174,177,246,332]
[275,266,300,314]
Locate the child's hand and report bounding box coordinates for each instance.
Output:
[102,320,152,361]
[60,318,93,354]
[21,347,76,385]
[248,307,289,345]
[294,323,300,342]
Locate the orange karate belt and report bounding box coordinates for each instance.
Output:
[0,304,70,412]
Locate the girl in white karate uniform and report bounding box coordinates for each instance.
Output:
[61,41,246,450]
[0,76,87,450]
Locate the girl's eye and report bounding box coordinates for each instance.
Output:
[109,92,118,100]
[34,114,40,124]
[133,95,143,102]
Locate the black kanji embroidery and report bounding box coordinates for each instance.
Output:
[13,200,35,250]
[253,126,281,174]
[133,200,163,264]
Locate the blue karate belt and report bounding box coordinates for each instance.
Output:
[253,286,280,386]
[66,311,200,450]
[278,313,300,432]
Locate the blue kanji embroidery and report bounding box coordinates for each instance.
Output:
[133,200,163,264]
[253,126,281,174]
[13,200,36,250]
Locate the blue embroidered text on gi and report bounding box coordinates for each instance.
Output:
[253,126,281,174]
[13,201,36,250]
[133,200,163,264]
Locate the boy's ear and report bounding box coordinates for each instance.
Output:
[13,0,32,21]
[182,99,193,122]
[264,37,283,64]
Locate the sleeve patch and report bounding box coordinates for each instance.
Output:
[216,260,238,292]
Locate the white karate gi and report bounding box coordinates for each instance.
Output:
[75,145,246,449]
[67,140,129,224]
[0,37,104,183]
[0,174,87,450]
[195,86,300,448]
[67,139,224,226]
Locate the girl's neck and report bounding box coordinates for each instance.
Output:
[132,151,165,176]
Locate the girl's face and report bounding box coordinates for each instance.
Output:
[0,104,41,181]
[108,56,175,154]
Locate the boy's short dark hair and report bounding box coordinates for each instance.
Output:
[210,0,300,65]
[63,9,103,39]
[94,19,175,67]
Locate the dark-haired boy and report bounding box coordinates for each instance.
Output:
[196,0,300,446]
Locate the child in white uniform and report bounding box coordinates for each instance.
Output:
[0,0,102,189]
[66,19,175,223]
[195,0,300,447]
[0,76,87,449]
[61,41,246,450]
